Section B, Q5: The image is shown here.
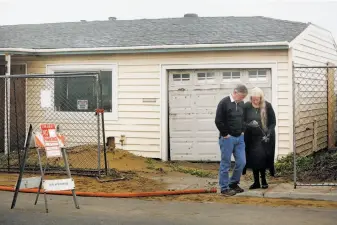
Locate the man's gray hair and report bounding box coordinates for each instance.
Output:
[234,84,248,95]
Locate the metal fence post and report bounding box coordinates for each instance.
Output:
[96,75,101,177]
[98,71,108,176]
[292,62,297,189]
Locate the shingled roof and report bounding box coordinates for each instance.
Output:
[0,16,309,49]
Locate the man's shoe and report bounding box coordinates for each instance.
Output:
[229,183,244,193]
[220,189,237,196]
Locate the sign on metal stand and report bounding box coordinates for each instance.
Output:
[11,123,80,213]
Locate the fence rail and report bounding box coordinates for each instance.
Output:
[0,72,107,177]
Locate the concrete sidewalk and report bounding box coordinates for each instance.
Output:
[156,174,337,202]
[237,182,337,202]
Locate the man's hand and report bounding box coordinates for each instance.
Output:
[241,132,244,135]
[224,134,231,139]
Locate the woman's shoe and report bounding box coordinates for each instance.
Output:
[249,183,261,189]
[261,179,268,189]
[261,184,269,189]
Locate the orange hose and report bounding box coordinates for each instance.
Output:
[0,185,217,198]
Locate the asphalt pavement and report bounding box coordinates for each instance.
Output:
[0,191,336,225]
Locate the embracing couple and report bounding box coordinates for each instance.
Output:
[215,84,276,196]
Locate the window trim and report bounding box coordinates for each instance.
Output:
[222,70,242,83]
[46,63,118,121]
[196,71,216,83]
[172,73,191,83]
[247,69,269,82]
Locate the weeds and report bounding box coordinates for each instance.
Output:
[169,164,216,178]
[275,149,337,182]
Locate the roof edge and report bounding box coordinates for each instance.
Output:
[0,42,290,55]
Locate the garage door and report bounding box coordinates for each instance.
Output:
[169,68,272,161]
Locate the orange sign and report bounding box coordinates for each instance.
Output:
[37,124,63,158]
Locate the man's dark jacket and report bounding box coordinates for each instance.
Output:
[215,96,245,138]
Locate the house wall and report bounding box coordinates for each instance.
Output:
[290,24,337,155]
[12,50,291,159]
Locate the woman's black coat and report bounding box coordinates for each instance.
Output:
[242,101,276,176]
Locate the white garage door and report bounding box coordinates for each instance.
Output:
[168,68,272,161]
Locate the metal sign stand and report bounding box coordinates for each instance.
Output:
[11,124,80,213]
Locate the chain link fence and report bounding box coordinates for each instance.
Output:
[293,65,337,187]
[0,72,107,177]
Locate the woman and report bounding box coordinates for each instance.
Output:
[243,87,276,189]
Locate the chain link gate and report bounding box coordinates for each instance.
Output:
[0,72,107,177]
[292,64,337,188]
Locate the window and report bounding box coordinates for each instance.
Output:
[54,71,112,112]
[223,71,241,82]
[197,72,215,83]
[248,70,268,81]
[173,73,190,82]
[47,64,118,120]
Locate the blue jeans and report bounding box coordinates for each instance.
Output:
[218,135,246,191]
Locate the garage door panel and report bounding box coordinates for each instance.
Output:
[169,118,193,132]
[169,94,192,106]
[172,155,219,161]
[195,94,218,107]
[170,141,194,156]
[195,120,217,133]
[170,132,196,138]
[194,142,220,155]
[196,110,217,118]
[169,69,272,161]
[195,110,216,118]
[169,110,194,117]
[195,132,218,139]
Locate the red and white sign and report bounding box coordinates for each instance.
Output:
[38,124,62,158]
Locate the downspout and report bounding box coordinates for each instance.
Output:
[4,54,11,155]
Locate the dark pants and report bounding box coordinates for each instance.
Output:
[253,168,267,185]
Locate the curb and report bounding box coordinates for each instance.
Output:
[0,186,217,198]
[238,191,337,202]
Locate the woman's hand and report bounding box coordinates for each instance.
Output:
[247,120,259,128]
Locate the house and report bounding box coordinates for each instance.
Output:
[0,14,337,162]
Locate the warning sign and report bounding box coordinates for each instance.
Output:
[39,124,62,158]
[77,100,88,110]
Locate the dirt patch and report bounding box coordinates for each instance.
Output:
[0,172,166,193]
[0,148,287,192]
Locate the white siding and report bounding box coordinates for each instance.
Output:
[291,24,337,155]
[13,50,290,159]
[292,24,337,66]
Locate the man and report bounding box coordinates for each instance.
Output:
[215,84,248,196]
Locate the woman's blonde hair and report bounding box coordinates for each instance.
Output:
[251,87,267,131]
